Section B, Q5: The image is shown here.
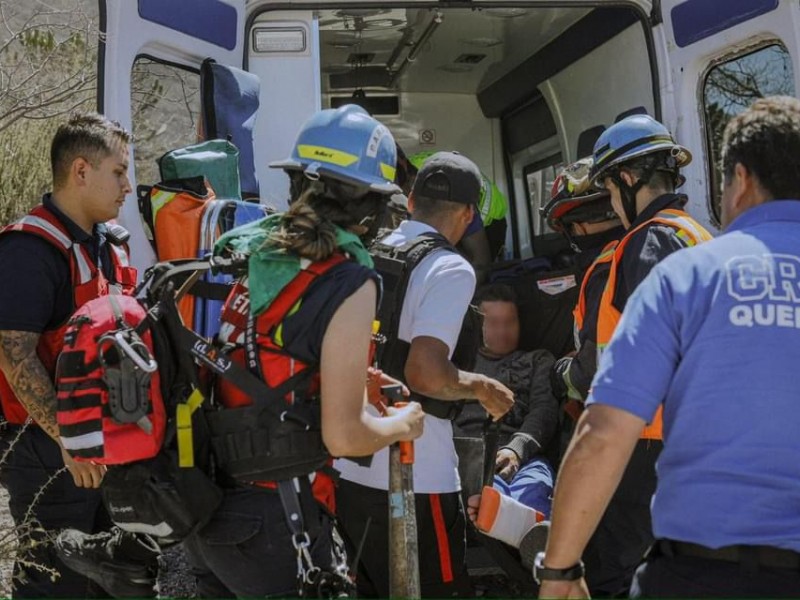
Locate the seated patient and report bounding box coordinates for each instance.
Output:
[454,284,558,546]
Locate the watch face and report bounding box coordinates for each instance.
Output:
[533,552,547,584]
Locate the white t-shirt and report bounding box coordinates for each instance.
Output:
[334,220,476,493]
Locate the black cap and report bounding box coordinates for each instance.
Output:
[412,151,482,205]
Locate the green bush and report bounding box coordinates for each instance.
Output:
[0,118,62,226]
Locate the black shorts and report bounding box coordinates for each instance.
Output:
[336,479,472,598]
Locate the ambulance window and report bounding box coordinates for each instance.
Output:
[524,155,563,235]
[702,43,794,225]
[130,57,201,187]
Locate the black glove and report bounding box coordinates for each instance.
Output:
[549,356,573,399]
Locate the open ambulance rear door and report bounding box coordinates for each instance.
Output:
[97,0,248,272]
[654,0,799,231]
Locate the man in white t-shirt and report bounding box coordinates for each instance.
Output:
[335,151,514,598]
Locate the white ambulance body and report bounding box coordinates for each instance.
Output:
[98,0,799,273]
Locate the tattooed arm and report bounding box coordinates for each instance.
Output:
[0,330,105,488]
[0,330,60,439]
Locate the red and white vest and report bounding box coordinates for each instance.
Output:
[0,205,137,424]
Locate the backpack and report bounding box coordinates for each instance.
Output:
[158,139,242,200]
[56,263,228,543]
[204,253,349,483]
[56,294,167,464]
[371,232,479,420]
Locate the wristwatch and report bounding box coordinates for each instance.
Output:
[533,552,585,584]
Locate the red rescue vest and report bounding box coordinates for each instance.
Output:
[0,205,137,424]
[214,253,348,510]
[596,209,713,440]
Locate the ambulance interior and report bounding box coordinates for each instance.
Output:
[130,4,656,264]
[124,2,657,378]
[251,3,656,260]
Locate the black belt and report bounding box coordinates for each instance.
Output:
[657,539,800,570]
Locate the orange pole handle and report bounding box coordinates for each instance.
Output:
[394,401,414,465]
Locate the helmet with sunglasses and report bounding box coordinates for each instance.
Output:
[542,158,616,233]
[270,104,401,197]
[589,115,691,188]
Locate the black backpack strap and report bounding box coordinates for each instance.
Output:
[371,232,464,419]
[139,257,314,425]
[181,326,314,426]
[372,231,454,368]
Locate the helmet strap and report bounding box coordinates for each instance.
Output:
[611,173,639,226]
[561,226,581,254]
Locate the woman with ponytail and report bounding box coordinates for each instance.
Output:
[184,105,424,598]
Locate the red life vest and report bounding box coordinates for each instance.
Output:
[0,205,137,424]
[213,253,348,510]
[215,253,347,409]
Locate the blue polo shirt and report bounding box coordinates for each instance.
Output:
[587,200,800,552]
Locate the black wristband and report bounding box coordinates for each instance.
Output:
[533,552,585,583]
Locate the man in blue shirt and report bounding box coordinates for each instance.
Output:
[536,96,800,598]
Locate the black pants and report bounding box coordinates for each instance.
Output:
[184,485,341,598]
[336,479,472,598]
[631,546,800,598]
[0,426,110,598]
[583,438,661,597]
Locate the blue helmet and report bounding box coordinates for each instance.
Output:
[590,115,691,188]
[271,104,401,195]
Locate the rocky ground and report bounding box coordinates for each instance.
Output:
[0,487,524,598]
[0,485,196,598]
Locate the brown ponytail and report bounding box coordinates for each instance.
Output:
[266,189,339,261]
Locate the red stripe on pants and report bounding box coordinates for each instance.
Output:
[429,494,453,583]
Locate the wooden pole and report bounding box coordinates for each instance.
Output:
[387,396,420,599]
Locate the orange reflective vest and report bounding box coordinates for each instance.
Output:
[573,240,618,334]
[0,205,136,424]
[597,209,713,440]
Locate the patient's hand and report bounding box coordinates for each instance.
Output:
[495,448,521,482]
[466,493,482,524]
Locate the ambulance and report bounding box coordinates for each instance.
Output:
[99,0,797,273]
[98,0,799,587]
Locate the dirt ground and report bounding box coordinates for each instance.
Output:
[0,485,195,598]
[0,484,522,598]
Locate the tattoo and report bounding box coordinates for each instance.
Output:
[0,331,60,440]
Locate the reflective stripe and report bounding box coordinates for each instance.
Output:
[297,144,358,167]
[15,216,72,249]
[380,162,396,182]
[71,245,94,284]
[573,240,617,331]
[112,521,174,539]
[596,209,713,441]
[480,177,491,220]
[150,189,175,222]
[61,430,104,450]
[109,243,130,267]
[648,210,714,244]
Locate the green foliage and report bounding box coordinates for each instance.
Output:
[0,118,61,225]
[0,1,97,223]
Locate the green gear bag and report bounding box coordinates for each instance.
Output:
[159,139,242,200]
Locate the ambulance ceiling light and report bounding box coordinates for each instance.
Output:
[484,8,529,18]
[253,27,307,53]
[334,8,389,19]
[462,37,502,48]
[327,37,362,49]
[438,64,474,73]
